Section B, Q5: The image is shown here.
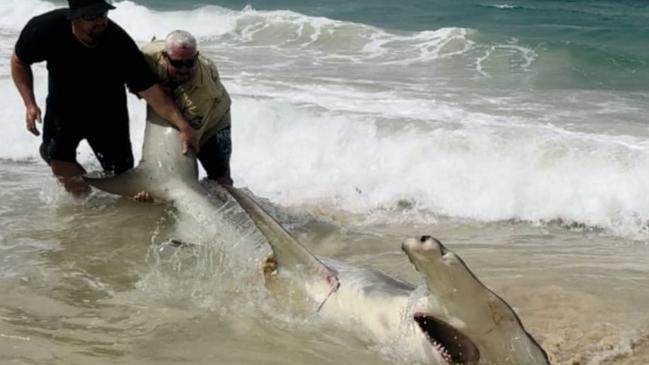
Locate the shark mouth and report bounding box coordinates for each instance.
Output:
[414,313,480,364]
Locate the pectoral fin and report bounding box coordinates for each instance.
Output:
[224,186,339,302]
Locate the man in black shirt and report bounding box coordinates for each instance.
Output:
[11,0,199,196]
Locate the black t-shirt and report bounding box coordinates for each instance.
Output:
[14,9,157,120]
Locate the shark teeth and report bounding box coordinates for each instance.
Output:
[413,313,480,364]
[420,318,453,364]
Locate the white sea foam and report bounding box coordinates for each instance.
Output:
[0,0,56,31]
[231,96,649,234]
[0,0,500,68]
[2,0,649,238]
[486,4,520,10]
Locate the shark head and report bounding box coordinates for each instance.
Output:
[226,185,550,365]
[403,236,550,365]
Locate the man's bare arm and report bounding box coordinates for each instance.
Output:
[11,52,41,136]
[138,84,199,154]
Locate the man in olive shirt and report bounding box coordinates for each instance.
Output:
[11,0,199,196]
[135,30,233,201]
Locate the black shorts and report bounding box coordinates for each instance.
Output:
[197,126,232,183]
[39,112,134,174]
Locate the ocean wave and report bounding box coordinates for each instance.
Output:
[230,95,649,239]
[2,0,649,239]
[0,1,482,65]
[0,0,56,31]
[479,4,529,11]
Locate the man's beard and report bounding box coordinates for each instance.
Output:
[171,72,192,84]
[88,25,108,42]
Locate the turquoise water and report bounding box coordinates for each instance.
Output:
[137,0,649,90]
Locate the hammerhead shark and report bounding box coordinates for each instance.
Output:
[84,118,550,365]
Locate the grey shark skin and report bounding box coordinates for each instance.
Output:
[84,119,550,365]
[83,116,235,234]
[225,187,550,365]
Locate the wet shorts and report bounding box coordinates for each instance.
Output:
[39,112,134,174]
[197,126,232,183]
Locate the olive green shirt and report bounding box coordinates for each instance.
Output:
[141,41,231,146]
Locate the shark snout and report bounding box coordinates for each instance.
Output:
[402,235,464,275]
[402,236,446,258]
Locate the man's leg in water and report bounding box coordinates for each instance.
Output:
[39,118,91,197]
[49,159,91,196]
[198,126,233,186]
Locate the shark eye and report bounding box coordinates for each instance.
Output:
[414,313,480,364]
[420,235,432,242]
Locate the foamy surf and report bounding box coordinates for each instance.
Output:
[1,0,649,240]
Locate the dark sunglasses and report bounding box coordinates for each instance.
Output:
[81,11,108,21]
[164,51,199,68]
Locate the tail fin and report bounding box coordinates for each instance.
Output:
[82,115,198,201]
[83,168,155,198]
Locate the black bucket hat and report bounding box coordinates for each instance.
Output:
[67,0,115,20]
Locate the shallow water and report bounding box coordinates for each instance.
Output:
[2,1,649,364]
[1,160,648,365]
